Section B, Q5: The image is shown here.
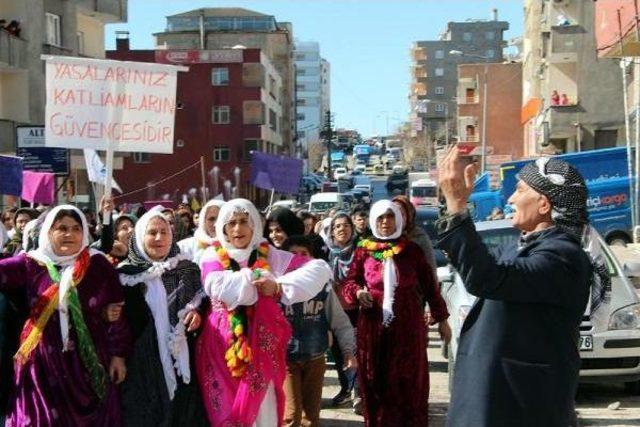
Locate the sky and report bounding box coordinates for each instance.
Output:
[105,0,524,138]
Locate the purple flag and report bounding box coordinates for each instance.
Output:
[250,152,303,194]
[0,155,23,196]
[22,171,55,204]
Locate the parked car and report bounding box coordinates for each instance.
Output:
[333,167,348,180]
[386,172,408,193]
[271,199,298,210]
[353,164,366,175]
[353,184,372,198]
[439,219,640,393]
[308,192,344,215]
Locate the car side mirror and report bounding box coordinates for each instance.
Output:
[624,261,640,278]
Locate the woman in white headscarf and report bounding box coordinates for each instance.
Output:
[117,206,208,427]
[341,200,449,427]
[178,199,225,265]
[0,205,131,427]
[196,198,332,426]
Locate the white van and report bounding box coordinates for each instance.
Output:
[438,219,640,393]
[308,192,343,215]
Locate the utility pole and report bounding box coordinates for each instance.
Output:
[323,110,334,180]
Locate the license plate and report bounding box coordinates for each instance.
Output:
[579,335,594,351]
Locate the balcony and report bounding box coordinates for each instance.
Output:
[548,26,583,63]
[457,77,478,104]
[76,0,127,23]
[42,44,74,56]
[0,30,26,70]
[412,65,427,80]
[545,104,582,139]
[458,134,479,143]
[412,46,427,62]
[412,82,427,97]
[458,95,479,104]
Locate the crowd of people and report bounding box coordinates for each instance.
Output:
[0,184,450,427]
[0,147,602,426]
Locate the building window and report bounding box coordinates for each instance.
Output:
[295,53,306,61]
[212,106,231,124]
[296,84,306,91]
[133,152,151,164]
[296,68,306,76]
[243,139,259,161]
[269,109,277,131]
[435,50,444,59]
[46,13,61,46]
[298,130,306,138]
[485,31,495,40]
[212,68,229,86]
[296,113,305,121]
[435,86,445,95]
[269,75,276,98]
[463,32,472,42]
[76,31,85,55]
[435,68,444,77]
[435,103,445,112]
[213,146,230,162]
[296,98,306,106]
[486,49,495,58]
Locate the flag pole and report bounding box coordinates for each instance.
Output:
[102,143,114,225]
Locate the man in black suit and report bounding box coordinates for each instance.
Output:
[437,148,605,427]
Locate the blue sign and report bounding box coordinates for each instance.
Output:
[0,155,23,196]
[16,126,69,175]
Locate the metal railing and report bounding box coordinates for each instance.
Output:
[0,30,26,69]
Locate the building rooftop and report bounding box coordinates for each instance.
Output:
[168,8,271,18]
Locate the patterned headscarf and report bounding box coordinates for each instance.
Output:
[517,158,610,316]
[517,157,588,240]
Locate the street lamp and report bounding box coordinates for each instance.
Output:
[449,50,490,173]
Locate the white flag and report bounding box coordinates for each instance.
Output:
[83,149,122,193]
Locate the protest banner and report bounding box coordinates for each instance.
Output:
[22,171,55,205]
[250,152,303,201]
[0,155,23,196]
[42,55,187,219]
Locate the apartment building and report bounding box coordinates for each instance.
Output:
[0,0,127,205]
[107,35,286,204]
[521,0,624,157]
[457,62,523,185]
[294,41,330,157]
[153,8,296,156]
[410,12,509,163]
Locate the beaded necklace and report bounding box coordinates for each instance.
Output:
[357,238,406,261]
[212,241,270,377]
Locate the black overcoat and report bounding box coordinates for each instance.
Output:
[438,218,592,427]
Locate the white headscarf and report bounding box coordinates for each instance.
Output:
[28,205,97,351]
[215,198,265,263]
[369,200,404,327]
[194,199,225,245]
[134,205,170,263]
[128,206,190,400]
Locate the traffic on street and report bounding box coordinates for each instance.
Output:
[2,1,640,427]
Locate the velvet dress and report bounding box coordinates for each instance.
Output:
[342,241,449,427]
[0,253,131,427]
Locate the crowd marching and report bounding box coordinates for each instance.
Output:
[0,148,602,427]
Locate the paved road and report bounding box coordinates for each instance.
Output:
[319,328,640,426]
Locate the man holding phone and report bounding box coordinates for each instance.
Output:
[436,146,599,426]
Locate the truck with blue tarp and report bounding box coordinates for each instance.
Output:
[330,151,346,168]
[469,147,634,245]
[353,144,372,165]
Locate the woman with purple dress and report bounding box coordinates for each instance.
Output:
[0,205,131,427]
